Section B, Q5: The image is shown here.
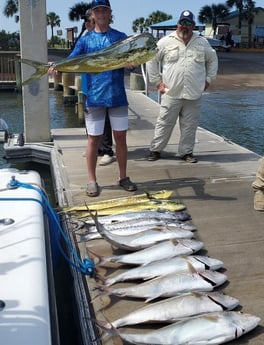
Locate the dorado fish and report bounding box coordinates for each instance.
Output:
[97,311,260,345]
[111,292,239,327]
[89,212,194,250]
[67,199,186,217]
[92,239,204,266]
[66,190,173,213]
[19,33,157,85]
[103,255,224,286]
[97,268,227,302]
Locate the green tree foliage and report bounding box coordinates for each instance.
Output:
[198,4,229,35]
[226,0,244,28]
[68,1,91,21]
[3,0,19,22]
[242,0,257,47]
[47,12,61,47]
[0,30,20,50]
[132,11,172,33]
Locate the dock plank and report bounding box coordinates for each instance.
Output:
[51,90,264,345]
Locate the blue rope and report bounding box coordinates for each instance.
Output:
[0,177,95,276]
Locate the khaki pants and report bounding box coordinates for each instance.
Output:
[252,157,264,190]
[150,95,201,156]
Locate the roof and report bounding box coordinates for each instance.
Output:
[150,18,205,31]
[150,7,264,32]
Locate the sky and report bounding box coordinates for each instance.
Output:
[0,0,215,39]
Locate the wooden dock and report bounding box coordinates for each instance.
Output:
[49,89,264,345]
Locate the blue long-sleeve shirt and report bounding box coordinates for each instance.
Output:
[69,28,128,107]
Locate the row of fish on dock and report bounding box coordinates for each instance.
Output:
[67,190,261,345]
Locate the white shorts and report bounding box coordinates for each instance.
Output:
[84,106,128,136]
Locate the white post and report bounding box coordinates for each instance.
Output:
[19,0,50,142]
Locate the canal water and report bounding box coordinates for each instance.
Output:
[1,88,264,162]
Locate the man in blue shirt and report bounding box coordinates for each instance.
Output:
[70,0,137,196]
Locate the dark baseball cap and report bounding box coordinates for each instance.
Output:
[178,10,195,24]
[91,0,111,9]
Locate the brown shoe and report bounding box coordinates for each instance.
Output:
[181,153,198,163]
[119,177,137,192]
[254,190,264,211]
[147,151,160,161]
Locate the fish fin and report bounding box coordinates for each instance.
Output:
[86,247,108,266]
[18,58,50,86]
[145,295,160,303]
[187,261,198,274]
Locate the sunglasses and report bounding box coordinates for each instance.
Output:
[179,19,193,26]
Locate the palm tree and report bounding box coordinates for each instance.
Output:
[243,0,257,47]
[47,12,61,47]
[226,0,244,28]
[3,0,19,22]
[132,17,146,33]
[68,2,91,22]
[132,11,172,33]
[198,4,230,36]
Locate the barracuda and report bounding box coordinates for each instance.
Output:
[19,33,157,85]
[86,210,192,224]
[77,220,195,242]
[89,211,193,250]
[97,311,260,345]
[111,292,239,327]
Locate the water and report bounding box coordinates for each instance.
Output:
[200,90,264,156]
[149,89,264,157]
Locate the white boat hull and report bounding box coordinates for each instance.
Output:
[0,168,54,345]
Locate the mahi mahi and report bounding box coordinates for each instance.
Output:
[98,311,260,345]
[112,292,239,327]
[19,33,157,85]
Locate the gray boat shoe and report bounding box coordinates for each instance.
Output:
[86,182,99,197]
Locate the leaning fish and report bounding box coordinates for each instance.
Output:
[103,255,224,286]
[91,239,204,266]
[97,311,260,345]
[19,33,157,85]
[89,212,194,250]
[97,267,227,302]
[111,291,239,327]
[78,224,194,242]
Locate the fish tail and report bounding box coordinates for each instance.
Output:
[86,247,109,266]
[95,319,120,338]
[95,273,106,284]
[19,58,49,85]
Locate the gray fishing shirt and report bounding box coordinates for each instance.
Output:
[147,32,218,100]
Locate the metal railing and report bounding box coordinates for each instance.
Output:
[0,51,20,83]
